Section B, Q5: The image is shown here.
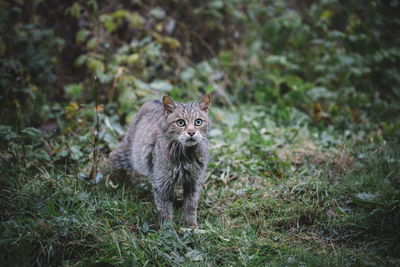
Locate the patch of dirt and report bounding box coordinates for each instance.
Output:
[278,141,353,176]
[278,141,327,168]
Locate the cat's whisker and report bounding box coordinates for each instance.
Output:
[198,137,208,149]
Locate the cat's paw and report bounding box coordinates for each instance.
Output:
[184,218,198,229]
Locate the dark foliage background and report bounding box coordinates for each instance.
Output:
[2,0,400,130]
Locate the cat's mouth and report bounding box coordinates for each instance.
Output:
[184,138,198,147]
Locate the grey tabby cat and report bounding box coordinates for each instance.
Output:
[109,95,211,227]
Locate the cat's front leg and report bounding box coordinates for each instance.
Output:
[152,179,174,225]
[183,179,202,227]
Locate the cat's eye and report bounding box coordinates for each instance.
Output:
[176,119,186,127]
[194,119,203,126]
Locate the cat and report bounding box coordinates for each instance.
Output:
[109,95,211,227]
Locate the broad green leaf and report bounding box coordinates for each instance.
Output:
[74,54,87,67]
[76,29,90,44]
[126,12,144,28]
[150,80,173,92]
[86,37,97,50]
[21,127,42,140]
[86,58,105,73]
[65,84,83,98]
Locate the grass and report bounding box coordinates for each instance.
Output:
[1,105,399,266]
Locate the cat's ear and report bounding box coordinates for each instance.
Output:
[197,94,210,112]
[163,95,177,116]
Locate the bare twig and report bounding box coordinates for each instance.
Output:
[89,76,100,182]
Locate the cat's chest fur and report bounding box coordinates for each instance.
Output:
[162,143,208,182]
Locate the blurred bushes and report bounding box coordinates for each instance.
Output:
[1,0,399,135]
[0,1,64,126]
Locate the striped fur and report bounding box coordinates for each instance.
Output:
[109,95,211,227]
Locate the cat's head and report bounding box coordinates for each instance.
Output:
[162,95,211,147]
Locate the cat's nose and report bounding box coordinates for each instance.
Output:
[187,129,196,137]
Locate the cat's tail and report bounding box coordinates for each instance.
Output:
[108,142,133,171]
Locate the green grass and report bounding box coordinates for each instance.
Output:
[1,107,399,266]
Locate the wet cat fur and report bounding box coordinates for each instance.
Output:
[109,95,211,227]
